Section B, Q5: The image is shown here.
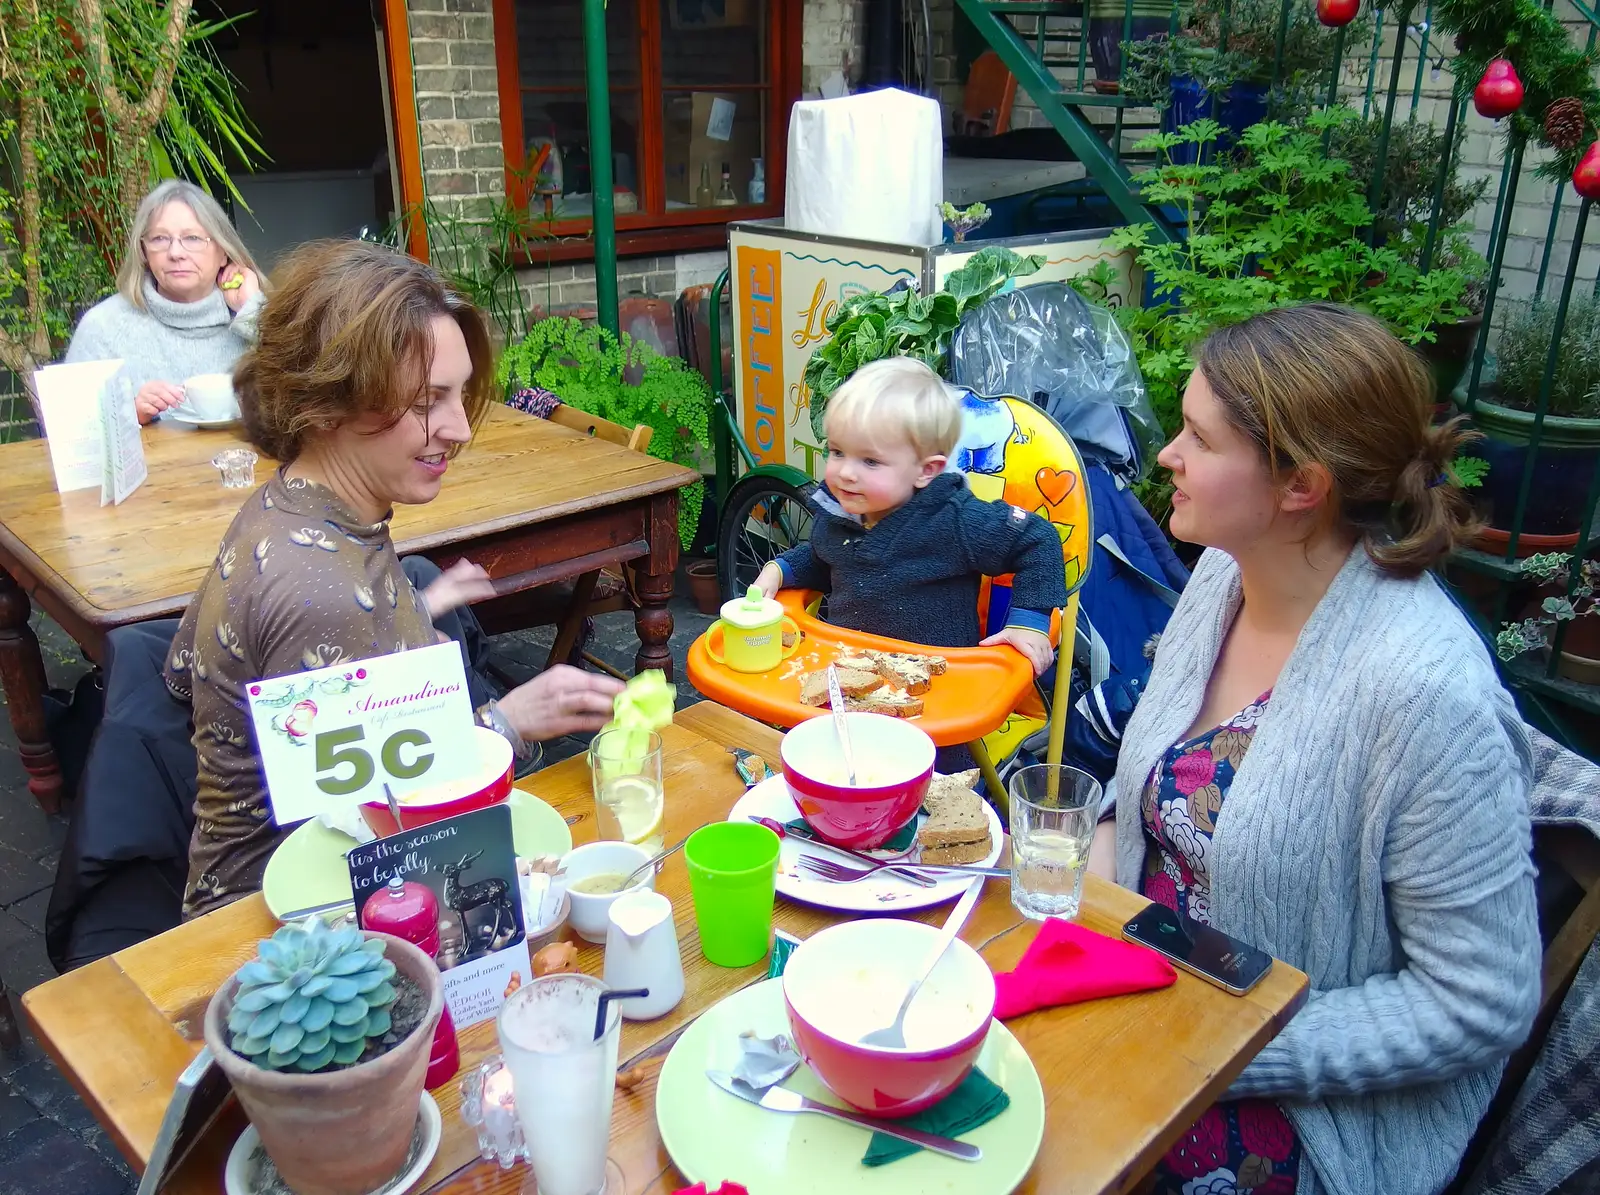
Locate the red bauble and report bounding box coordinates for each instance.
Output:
[1317,0,1360,27]
[1474,58,1525,120]
[1574,142,1600,200]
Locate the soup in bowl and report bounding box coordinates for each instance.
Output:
[780,714,934,848]
[358,725,514,836]
[783,918,995,1118]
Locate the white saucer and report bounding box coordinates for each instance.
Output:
[165,409,241,429]
[225,1091,441,1195]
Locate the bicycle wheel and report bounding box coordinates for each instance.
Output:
[716,474,813,602]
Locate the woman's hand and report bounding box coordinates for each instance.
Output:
[219,263,261,313]
[498,665,625,741]
[754,561,784,599]
[1087,819,1117,880]
[981,626,1055,676]
[422,559,496,619]
[134,379,186,425]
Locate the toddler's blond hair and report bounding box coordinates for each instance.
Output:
[823,357,962,460]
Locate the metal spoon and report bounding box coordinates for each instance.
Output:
[859,877,985,1049]
[617,822,710,890]
[826,664,858,786]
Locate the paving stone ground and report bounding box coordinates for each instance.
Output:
[0,575,716,1193]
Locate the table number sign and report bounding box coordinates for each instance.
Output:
[247,640,478,824]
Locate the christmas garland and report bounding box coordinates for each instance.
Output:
[1423,0,1599,184]
[1316,0,1600,192]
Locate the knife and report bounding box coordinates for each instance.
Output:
[705,1070,982,1161]
[782,821,1007,878]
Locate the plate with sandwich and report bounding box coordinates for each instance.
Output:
[727,768,1003,913]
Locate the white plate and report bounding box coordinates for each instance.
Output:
[728,773,1003,914]
[164,409,241,429]
[225,1091,441,1195]
[656,979,1045,1195]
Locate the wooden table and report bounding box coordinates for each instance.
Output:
[0,406,699,811]
[23,702,1308,1195]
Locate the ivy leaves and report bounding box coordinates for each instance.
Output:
[800,246,1044,441]
[497,318,711,550]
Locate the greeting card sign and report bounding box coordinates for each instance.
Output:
[246,641,478,825]
[347,804,529,1029]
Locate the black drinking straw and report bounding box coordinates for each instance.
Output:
[594,988,649,1041]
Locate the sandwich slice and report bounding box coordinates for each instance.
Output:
[847,686,925,718]
[917,771,992,864]
[799,667,883,707]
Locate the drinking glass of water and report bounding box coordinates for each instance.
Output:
[589,729,665,853]
[1007,764,1102,920]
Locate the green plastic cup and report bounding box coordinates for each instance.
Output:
[684,821,781,967]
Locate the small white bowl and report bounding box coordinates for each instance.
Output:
[562,841,655,943]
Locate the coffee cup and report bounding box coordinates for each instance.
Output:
[180,373,239,422]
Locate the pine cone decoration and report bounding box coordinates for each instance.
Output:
[1545,97,1589,151]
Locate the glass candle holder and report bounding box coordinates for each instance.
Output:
[212,448,258,488]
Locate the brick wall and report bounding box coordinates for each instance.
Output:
[802,0,868,92]
[406,0,506,230]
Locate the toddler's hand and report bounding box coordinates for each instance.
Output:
[754,561,784,599]
[981,626,1054,677]
[422,559,496,619]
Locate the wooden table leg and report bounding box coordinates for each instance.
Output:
[633,493,680,679]
[0,565,61,813]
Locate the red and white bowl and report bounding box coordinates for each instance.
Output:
[783,918,996,1118]
[780,713,935,848]
[359,725,514,836]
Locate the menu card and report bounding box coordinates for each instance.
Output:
[99,372,147,505]
[347,805,530,1029]
[33,359,125,492]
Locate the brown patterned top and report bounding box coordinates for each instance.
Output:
[165,471,436,917]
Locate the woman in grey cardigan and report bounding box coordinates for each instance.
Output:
[1103,304,1540,1195]
[66,179,266,424]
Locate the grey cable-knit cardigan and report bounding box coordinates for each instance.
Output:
[65,276,262,393]
[1115,546,1541,1195]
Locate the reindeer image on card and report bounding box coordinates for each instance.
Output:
[346,804,530,1029]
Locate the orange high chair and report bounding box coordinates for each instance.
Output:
[688,394,1093,815]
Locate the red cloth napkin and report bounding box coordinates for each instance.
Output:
[993,917,1176,1018]
[672,1185,747,1195]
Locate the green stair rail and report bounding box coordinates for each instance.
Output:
[955,0,1178,243]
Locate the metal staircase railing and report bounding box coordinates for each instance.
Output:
[954,0,1179,242]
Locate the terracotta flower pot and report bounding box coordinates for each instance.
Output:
[686,558,722,616]
[203,933,444,1195]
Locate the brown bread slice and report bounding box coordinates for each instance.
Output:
[920,838,992,865]
[847,687,925,717]
[917,784,991,850]
[872,654,933,696]
[799,667,882,707]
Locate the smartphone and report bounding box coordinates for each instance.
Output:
[1123,902,1274,996]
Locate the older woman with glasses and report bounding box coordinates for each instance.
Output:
[66,179,266,425]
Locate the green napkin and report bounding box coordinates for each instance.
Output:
[783,817,919,853]
[861,1069,1010,1166]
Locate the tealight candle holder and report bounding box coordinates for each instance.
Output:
[460,1055,527,1168]
[212,448,258,489]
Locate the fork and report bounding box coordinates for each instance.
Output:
[798,856,1011,884]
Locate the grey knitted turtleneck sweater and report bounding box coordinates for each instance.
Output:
[64,276,263,393]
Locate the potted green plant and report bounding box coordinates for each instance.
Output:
[1496,551,1600,683]
[1120,0,1348,160]
[1096,110,1470,437]
[498,318,713,550]
[203,917,444,1195]
[1461,297,1600,553]
[800,245,1044,441]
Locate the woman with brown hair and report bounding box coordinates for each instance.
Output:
[1097,304,1539,1194]
[164,239,622,917]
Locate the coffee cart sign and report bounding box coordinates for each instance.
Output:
[246,641,478,824]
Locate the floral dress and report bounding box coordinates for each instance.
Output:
[1141,693,1302,1195]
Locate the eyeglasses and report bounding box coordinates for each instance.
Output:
[142,234,212,255]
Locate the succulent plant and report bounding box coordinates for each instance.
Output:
[227,918,399,1073]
